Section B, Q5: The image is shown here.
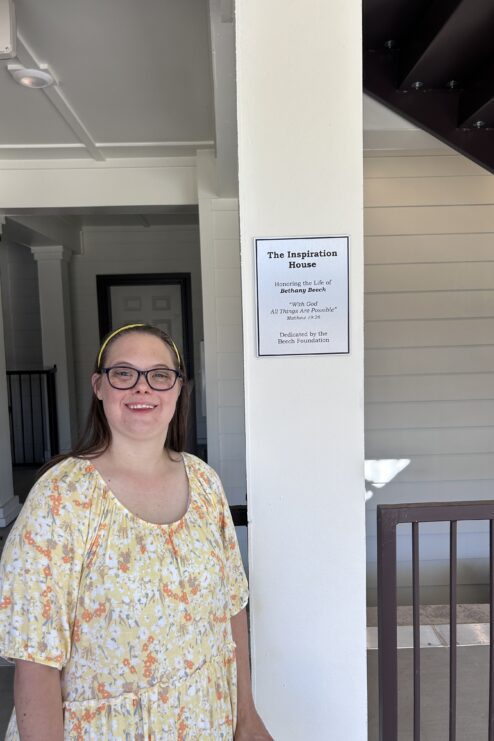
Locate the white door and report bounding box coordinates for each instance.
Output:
[110,284,184,358]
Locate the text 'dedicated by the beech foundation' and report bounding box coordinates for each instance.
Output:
[255,236,350,356]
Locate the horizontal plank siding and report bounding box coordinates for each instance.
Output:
[364,155,488,179]
[366,427,494,456]
[366,346,494,376]
[365,291,494,321]
[366,400,494,429]
[364,152,494,604]
[365,374,494,402]
[365,233,494,265]
[365,205,494,236]
[366,318,494,349]
[365,176,494,208]
[366,262,494,293]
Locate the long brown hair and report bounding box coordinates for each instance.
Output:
[38,324,189,477]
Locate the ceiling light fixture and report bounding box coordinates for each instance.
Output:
[7,64,55,88]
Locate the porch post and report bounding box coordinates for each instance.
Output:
[31,245,77,452]
[0,224,21,526]
[235,1,367,738]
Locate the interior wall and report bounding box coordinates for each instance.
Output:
[70,225,205,443]
[364,151,494,606]
[0,241,42,369]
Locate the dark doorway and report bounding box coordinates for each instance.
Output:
[96,273,197,453]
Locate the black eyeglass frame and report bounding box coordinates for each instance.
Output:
[101,365,183,391]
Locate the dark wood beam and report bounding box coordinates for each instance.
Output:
[364,49,494,174]
[398,0,494,90]
[363,0,429,49]
[459,60,494,128]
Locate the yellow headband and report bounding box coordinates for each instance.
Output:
[169,339,182,370]
[97,323,182,370]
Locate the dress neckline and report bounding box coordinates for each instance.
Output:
[82,452,193,529]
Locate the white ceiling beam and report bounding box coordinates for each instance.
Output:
[15,34,105,162]
[2,213,81,252]
[209,0,238,196]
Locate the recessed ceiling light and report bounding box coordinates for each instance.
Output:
[7,65,55,88]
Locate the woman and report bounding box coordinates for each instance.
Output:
[0,323,271,740]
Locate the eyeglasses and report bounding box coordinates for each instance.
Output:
[102,365,182,391]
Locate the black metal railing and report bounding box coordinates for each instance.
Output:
[230,504,247,527]
[6,367,59,466]
[377,501,494,741]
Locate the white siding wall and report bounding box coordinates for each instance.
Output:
[70,225,205,442]
[209,201,245,507]
[364,152,494,605]
[0,242,42,369]
[197,180,247,566]
[197,180,246,509]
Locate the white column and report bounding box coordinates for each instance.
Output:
[31,245,77,452]
[236,2,367,739]
[0,225,21,526]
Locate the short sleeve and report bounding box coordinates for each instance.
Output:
[0,460,90,669]
[214,474,249,617]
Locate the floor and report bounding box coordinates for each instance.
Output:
[0,470,492,738]
[367,646,490,741]
[367,604,492,740]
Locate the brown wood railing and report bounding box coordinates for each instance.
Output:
[377,501,494,741]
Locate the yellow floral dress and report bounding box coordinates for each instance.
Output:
[0,454,248,740]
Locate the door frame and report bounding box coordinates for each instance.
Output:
[96,273,195,381]
[96,273,197,452]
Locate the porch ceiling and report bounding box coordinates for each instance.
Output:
[0,0,215,161]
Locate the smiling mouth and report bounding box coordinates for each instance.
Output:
[126,403,157,410]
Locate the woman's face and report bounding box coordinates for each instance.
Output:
[92,332,182,445]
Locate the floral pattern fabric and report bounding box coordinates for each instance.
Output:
[0,454,248,740]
